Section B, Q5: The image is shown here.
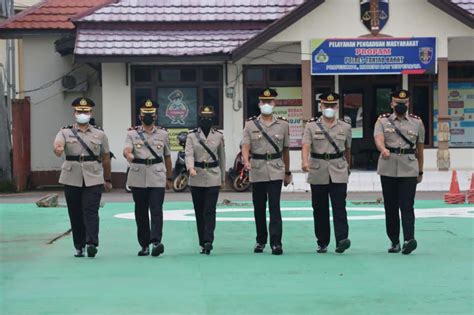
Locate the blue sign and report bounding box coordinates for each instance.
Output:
[311,37,436,75]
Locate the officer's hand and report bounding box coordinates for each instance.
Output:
[189,168,197,177]
[244,162,251,171]
[301,162,309,172]
[417,175,423,183]
[166,179,173,190]
[381,148,390,159]
[126,153,134,163]
[284,174,293,187]
[104,181,113,192]
[54,145,64,157]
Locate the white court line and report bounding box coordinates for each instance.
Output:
[114,206,474,221]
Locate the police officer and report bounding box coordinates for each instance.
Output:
[185,106,226,255]
[53,97,112,258]
[123,99,173,257]
[301,92,352,254]
[242,88,292,255]
[374,90,425,255]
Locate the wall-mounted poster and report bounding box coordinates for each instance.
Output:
[271,86,303,148]
[167,128,189,151]
[157,87,198,128]
[434,82,474,147]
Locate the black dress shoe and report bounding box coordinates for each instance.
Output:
[254,243,265,253]
[86,245,98,258]
[271,245,283,255]
[335,239,351,253]
[402,239,417,255]
[151,243,164,257]
[388,243,401,253]
[202,242,213,255]
[138,246,149,256]
[316,245,328,253]
[74,248,85,257]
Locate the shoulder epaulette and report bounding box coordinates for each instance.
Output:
[127,126,138,131]
[341,118,351,125]
[246,116,256,121]
[277,116,288,122]
[378,113,391,119]
[213,128,223,134]
[188,128,198,134]
[92,125,103,131]
[62,125,73,129]
[308,117,317,123]
[157,126,167,131]
[409,113,421,120]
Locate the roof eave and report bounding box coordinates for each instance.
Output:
[428,0,474,29]
[74,53,232,63]
[0,29,74,39]
[231,0,325,61]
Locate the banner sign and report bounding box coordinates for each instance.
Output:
[311,37,436,75]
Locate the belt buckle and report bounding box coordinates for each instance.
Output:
[204,161,209,169]
[399,148,404,155]
[266,153,272,161]
[79,154,85,163]
[146,158,153,166]
[324,153,330,161]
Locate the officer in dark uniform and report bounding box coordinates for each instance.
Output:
[53,97,112,258]
[123,100,173,257]
[241,88,292,255]
[185,106,226,255]
[374,90,425,255]
[301,92,352,254]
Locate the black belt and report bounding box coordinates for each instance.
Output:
[387,147,416,154]
[251,152,282,160]
[66,155,98,162]
[132,157,163,165]
[310,152,343,160]
[194,161,219,168]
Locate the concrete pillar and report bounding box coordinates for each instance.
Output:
[436,57,450,171]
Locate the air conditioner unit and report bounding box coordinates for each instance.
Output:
[61,73,88,92]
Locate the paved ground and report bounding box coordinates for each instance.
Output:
[1,192,473,315]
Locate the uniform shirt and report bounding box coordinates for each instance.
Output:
[185,128,226,187]
[302,118,351,185]
[242,115,289,183]
[55,124,110,187]
[124,125,171,188]
[374,113,425,177]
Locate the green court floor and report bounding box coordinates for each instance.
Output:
[1,200,473,315]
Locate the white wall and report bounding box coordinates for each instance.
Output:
[22,36,102,171]
[448,37,474,61]
[101,63,131,172]
[271,0,474,59]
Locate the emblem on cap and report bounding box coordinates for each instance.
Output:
[145,100,153,107]
[399,91,406,98]
[327,94,335,101]
[79,98,87,106]
[263,90,271,97]
[203,107,210,113]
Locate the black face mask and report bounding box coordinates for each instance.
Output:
[199,118,213,130]
[394,102,408,115]
[142,114,155,126]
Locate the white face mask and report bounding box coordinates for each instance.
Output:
[322,108,336,118]
[75,113,91,124]
[259,104,274,115]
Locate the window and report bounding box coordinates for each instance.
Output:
[132,66,223,129]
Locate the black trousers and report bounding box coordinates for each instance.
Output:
[380,176,418,244]
[131,187,165,248]
[64,184,102,250]
[252,180,283,247]
[310,181,349,247]
[190,186,220,246]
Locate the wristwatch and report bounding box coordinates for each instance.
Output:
[418,171,424,176]
[285,171,292,176]
[167,177,173,181]
[105,179,112,183]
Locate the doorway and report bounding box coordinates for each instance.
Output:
[339,75,401,170]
